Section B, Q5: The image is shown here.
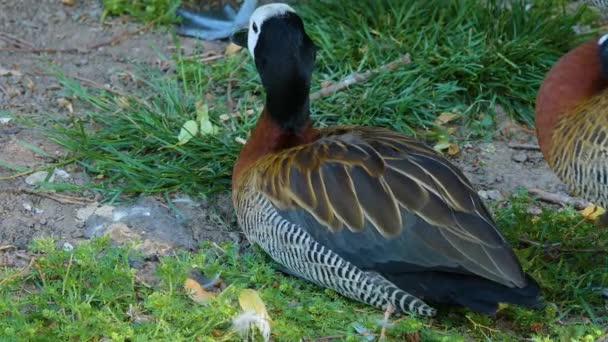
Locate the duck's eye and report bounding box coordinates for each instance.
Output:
[252,22,259,34]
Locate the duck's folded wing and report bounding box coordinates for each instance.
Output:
[253,126,526,288]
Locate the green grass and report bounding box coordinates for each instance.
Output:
[36,0,597,198]
[1,194,606,341]
[101,0,180,23]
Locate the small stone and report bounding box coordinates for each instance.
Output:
[53,169,71,179]
[0,117,12,125]
[526,207,542,215]
[25,171,54,185]
[33,208,44,214]
[512,152,528,163]
[478,190,504,201]
[62,242,74,251]
[485,190,504,201]
[39,218,47,225]
[22,203,32,211]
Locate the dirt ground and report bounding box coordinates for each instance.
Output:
[0,0,569,256]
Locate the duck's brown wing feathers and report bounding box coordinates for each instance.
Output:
[252,126,526,288]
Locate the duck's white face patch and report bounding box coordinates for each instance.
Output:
[247,3,296,58]
[599,34,608,46]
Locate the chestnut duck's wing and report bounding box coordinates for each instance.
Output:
[253,126,528,289]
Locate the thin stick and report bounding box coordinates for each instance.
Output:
[310,54,412,101]
[0,18,156,54]
[0,258,34,287]
[226,59,247,110]
[15,189,93,205]
[507,142,540,151]
[0,32,36,49]
[379,304,395,341]
[0,47,82,54]
[519,237,608,254]
[528,188,591,210]
[68,74,153,112]
[87,20,157,51]
[0,245,16,252]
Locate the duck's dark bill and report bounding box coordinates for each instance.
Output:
[230,28,248,48]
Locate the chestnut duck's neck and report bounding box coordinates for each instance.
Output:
[232,108,317,185]
[535,40,608,159]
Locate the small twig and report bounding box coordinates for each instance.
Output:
[67,73,154,112]
[32,258,46,287]
[0,257,34,287]
[528,188,591,210]
[379,304,395,341]
[310,53,412,101]
[0,245,16,252]
[134,274,153,289]
[310,333,378,342]
[15,189,93,205]
[87,20,157,51]
[0,32,35,49]
[519,237,608,254]
[518,238,561,249]
[200,54,225,63]
[61,254,74,296]
[226,59,247,110]
[466,315,499,333]
[0,18,156,54]
[0,47,82,54]
[508,142,540,151]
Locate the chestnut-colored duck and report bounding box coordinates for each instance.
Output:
[230,3,541,316]
[535,34,608,226]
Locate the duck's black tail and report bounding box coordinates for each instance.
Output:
[388,271,542,314]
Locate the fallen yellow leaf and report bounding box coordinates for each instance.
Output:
[434,112,459,127]
[184,278,216,304]
[177,120,198,145]
[447,143,460,156]
[580,205,606,221]
[225,43,242,55]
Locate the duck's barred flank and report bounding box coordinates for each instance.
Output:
[548,92,608,208]
[235,189,437,317]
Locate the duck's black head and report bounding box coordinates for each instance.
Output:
[599,34,608,80]
[231,4,317,132]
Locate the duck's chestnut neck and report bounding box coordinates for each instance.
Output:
[535,39,608,159]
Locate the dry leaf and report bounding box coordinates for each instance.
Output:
[61,0,75,5]
[447,143,460,156]
[57,98,74,114]
[580,205,606,221]
[195,101,219,136]
[184,278,216,304]
[25,77,35,92]
[116,96,130,109]
[433,141,450,152]
[225,43,242,55]
[434,112,459,127]
[177,120,198,145]
[0,68,22,77]
[320,81,333,88]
